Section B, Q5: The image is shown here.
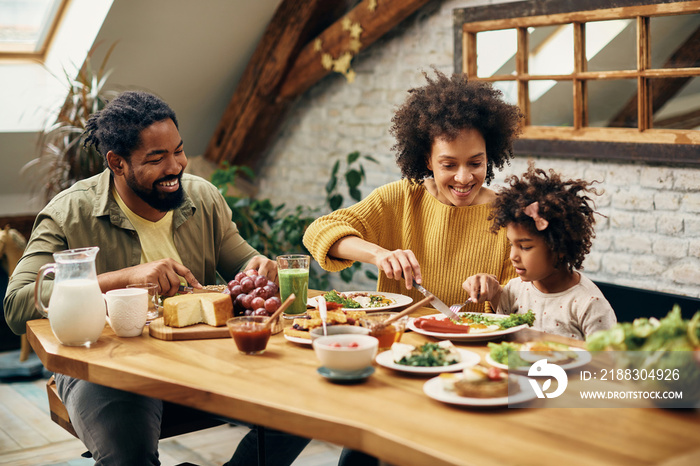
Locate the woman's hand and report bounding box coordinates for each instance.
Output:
[328,236,422,289]
[462,273,502,306]
[374,249,422,290]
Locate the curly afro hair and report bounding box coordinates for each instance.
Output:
[390,69,522,184]
[490,162,602,271]
[83,91,178,166]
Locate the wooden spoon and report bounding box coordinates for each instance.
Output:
[376,295,434,329]
[264,293,296,329]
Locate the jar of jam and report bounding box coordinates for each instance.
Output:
[227,316,271,355]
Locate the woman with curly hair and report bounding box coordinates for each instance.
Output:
[303,69,522,310]
[462,162,616,339]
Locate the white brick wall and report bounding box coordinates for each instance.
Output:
[256,0,700,298]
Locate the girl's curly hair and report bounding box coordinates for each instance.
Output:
[83,91,178,165]
[390,69,522,184]
[490,162,602,271]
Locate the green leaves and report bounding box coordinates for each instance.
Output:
[324,152,378,211]
[212,152,377,288]
[23,41,120,205]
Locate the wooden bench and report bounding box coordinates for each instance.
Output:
[46,375,225,439]
[595,281,700,322]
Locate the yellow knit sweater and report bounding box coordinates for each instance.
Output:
[303,179,516,312]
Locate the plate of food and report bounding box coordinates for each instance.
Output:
[485,341,591,372]
[408,311,535,342]
[283,334,313,345]
[308,290,412,312]
[375,341,480,374]
[423,367,537,407]
[282,308,369,342]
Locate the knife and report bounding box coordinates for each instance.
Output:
[412,279,460,321]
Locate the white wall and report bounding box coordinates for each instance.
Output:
[0,0,282,215]
[255,0,700,299]
[0,0,113,214]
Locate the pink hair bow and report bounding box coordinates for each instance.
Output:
[524,201,549,231]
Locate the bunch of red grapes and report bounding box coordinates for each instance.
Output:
[223,269,281,317]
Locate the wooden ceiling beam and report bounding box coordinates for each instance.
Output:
[203,0,432,169]
[278,0,433,101]
[203,0,350,166]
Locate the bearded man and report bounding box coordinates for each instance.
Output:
[3,91,309,465]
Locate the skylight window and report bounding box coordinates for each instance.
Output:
[0,0,67,57]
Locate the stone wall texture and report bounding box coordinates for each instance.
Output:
[255,0,700,298]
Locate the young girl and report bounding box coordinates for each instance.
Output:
[462,163,616,340]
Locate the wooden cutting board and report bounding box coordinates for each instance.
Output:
[148,318,230,341]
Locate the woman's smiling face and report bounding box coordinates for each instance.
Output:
[427,128,487,207]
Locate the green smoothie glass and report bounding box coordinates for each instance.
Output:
[277,254,310,316]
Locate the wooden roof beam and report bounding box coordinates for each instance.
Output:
[203,0,432,169]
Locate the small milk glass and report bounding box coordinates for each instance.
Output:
[126,283,160,321]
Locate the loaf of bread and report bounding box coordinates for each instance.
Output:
[163,293,233,327]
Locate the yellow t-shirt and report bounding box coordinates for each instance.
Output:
[113,188,186,285]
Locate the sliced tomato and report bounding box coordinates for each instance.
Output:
[487,367,503,381]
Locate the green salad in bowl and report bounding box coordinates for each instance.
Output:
[586,305,700,406]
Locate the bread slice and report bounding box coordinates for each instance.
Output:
[163,293,233,327]
[283,327,313,340]
[307,310,347,324]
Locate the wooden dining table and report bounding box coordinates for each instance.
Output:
[26,291,700,466]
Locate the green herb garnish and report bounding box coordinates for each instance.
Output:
[487,341,528,367]
[397,342,459,367]
[323,290,361,308]
[458,309,536,329]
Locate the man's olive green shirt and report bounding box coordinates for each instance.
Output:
[4,169,260,335]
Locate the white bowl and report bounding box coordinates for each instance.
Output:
[309,325,370,341]
[312,334,378,374]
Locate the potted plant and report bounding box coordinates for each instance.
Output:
[211,151,379,289]
[22,42,119,205]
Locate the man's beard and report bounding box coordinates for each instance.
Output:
[125,171,186,213]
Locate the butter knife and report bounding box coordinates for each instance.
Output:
[412,279,460,321]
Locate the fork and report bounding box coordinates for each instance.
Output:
[449,298,474,314]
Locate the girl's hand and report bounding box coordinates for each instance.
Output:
[374,249,422,290]
[462,273,502,305]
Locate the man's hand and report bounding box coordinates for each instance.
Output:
[462,273,502,306]
[374,249,422,290]
[245,255,278,283]
[99,259,201,297]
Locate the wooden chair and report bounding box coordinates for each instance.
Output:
[0,225,32,361]
[46,375,225,440]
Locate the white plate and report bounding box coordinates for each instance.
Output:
[375,348,480,374]
[485,346,591,372]
[423,374,537,407]
[408,313,529,342]
[283,334,312,345]
[308,292,413,312]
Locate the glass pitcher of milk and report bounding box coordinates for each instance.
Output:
[34,247,107,346]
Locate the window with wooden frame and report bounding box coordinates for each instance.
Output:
[454,0,700,165]
[0,0,68,59]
